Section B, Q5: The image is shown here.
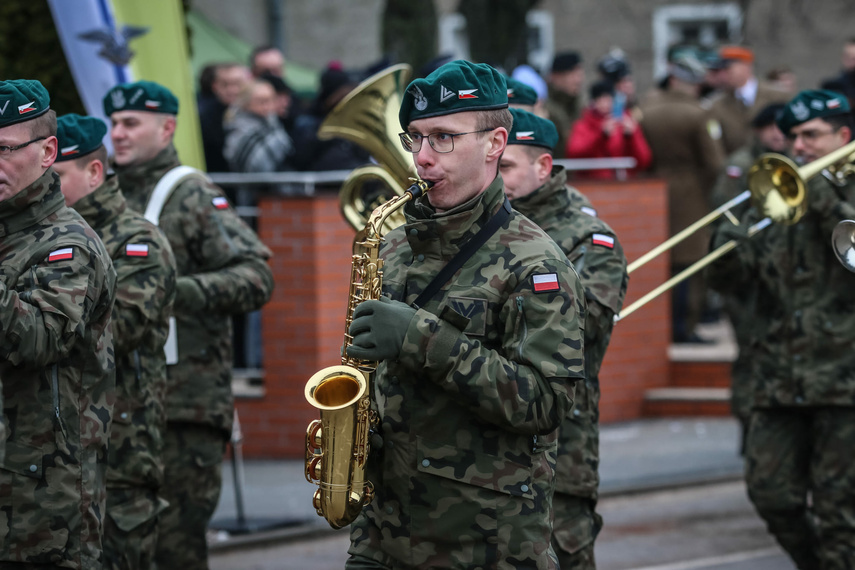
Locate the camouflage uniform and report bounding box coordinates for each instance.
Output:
[708,174,855,568]
[71,173,177,569]
[709,141,764,446]
[115,144,274,567]
[513,166,628,569]
[0,169,116,568]
[347,175,586,569]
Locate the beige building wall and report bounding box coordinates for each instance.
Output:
[194,0,853,96]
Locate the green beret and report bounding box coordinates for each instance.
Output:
[399,60,507,129]
[55,114,107,162]
[507,108,558,151]
[103,80,179,116]
[506,77,538,106]
[0,79,50,129]
[777,89,850,135]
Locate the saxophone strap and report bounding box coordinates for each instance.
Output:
[412,197,512,310]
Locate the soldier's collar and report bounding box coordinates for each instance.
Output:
[0,169,65,236]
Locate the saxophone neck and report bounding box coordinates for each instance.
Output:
[364,179,432,241]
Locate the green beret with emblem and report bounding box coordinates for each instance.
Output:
[103,80,179,116]
[399,60,508,129]
[506,77,538,106]
[55,114,107,162]
[508,108,558,151]
[0,79,50,128]
[777,89,850,135]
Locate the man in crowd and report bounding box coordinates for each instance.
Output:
[501,107,628,569]
[546,50,585,158]
[103,80,275,568]
[53,113,177,569]
[710,45,790,155]
[250,45,286,78]
[639,54,725,343]
[0,79,116,567]
[709,103,787,449]
[708,89,855,568]
[344,60,586,569]
[198,62,250,173]
[821,37,855,108]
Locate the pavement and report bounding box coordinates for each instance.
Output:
[207,416,745,552]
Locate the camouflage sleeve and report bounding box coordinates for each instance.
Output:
[396,259,585,435]
[172,181,274,315]
[707,208,759,294]
[806,175,855,238]
[0,244,112,367]
[111,234,177,357]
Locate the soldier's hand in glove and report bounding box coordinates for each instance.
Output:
[175,276,206,312]
[712,217,752,250]
[347,296,417,361]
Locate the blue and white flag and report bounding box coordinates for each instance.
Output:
[47,0,139,147]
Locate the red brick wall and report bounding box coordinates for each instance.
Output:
[576,179,671,424]
[244,178,671,458]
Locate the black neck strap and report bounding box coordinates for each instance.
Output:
[412,197,512,310]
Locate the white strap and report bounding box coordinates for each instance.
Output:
[144,165,211,226]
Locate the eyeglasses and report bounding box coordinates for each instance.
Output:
[0,137,46,157]
[786,128,836,143]
[399,129,496,154]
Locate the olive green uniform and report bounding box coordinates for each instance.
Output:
[546,86,582,159]
[72,173,177,569]
[710,82,790,155]
[116,144,274,568]
[0,169,116,568]
[347,176,586,569]
[513,166,628,569]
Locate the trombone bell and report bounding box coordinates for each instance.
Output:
[746,154,807,225]
[832,219,855,272]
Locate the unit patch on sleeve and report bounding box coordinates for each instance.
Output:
[48,247,73,262]
[532,273,560,293]
[212,196,229,210]
[592,233,615,248]
[126,244,149,257]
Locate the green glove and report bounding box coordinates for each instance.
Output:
[175,276,206,313]
[347,296,417,361]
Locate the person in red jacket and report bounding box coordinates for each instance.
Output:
[566,80,653,179]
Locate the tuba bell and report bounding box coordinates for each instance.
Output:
[319,63,416,233]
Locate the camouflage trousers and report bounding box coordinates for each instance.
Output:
[745,407,855,570]
[154,422,227,570]
[104,487,163,570]
[551,493,602,570]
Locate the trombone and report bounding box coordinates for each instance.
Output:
[616,139,855,321]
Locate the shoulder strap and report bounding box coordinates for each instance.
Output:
[144,165,211,226]
[412,197,512,310]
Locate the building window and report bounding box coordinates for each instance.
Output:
[652,3,743,78]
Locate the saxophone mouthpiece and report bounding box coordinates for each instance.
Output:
[407,179,434,199]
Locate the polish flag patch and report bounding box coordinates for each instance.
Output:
[60,145,80,157]
[458,89,478,99]
[144,100,161,109]
[18,101,36,115]
[532,273,560,293]
[48,247,73,262]
[212,196,229,210]
[515,131,535,141]
[580,206,598,218]
[592,233,615,248]
[126,244,149,257]
[726,165,743,179]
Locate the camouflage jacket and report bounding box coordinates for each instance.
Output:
[709,173,855,407]
[348,175,586,569]
[512,167,628,499]
[116,145,274,435]
[0,169,116,568]
[73,174,176,493]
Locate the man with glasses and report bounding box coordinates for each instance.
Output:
[344,60,586,569]
[709,89,855,568]
[0,80,116,567]
[501,108,628,570]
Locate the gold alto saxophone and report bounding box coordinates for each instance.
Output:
[304,178,432,529]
